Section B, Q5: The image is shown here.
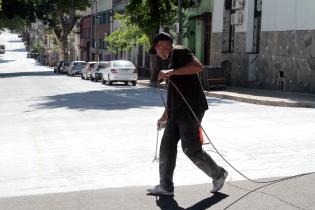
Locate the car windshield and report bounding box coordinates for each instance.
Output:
[98,63,108,69]
[113,61,134,68]
[73,62,85,68]
[64,62,70,66]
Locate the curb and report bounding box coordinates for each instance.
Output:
[137,80,315,108]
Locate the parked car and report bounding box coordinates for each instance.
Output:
[67,61,86,76]
[0,45,5,54]
[54,61,66,73]
[100,60,138,86]
[90,61,110,82]
[60,62,71,74]
[81,61,96,80]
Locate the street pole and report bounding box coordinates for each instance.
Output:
[177,0,183,45]
[90,0,93,61]
[95,0,99,61]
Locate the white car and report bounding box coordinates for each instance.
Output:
[101,60,138,86]
[81,62,96,80]
[90,61,110,82]
[67,61,86,76]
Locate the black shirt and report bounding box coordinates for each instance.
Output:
[167,46,208,119]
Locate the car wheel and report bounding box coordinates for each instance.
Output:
[81,74,84,79]
[106,75,112,86]
[91,77,94,82]
[101,76,106,84]
[132,81,137,86]
[125,82,128,85]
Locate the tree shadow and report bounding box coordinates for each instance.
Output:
[0,59,16,64]
[6,40,22,43]
[32,87,234,111]
[0,71,55,78]
[32,87,166,111]
[155,192,229,210]
[5,48,26,52]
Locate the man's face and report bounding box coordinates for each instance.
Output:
[154,41,170,60]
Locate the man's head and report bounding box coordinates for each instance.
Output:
[149,32,173,59]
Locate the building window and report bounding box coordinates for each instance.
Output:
[100,12,110,24]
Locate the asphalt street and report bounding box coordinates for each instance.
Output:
[1,31,315,210]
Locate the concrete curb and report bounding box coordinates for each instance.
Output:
[137,80,315,108]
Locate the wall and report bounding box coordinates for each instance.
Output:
[262,0,315,31]
[210,0,315,92]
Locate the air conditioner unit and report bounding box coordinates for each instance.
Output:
[232,0,245,10]
[231,12,243,25]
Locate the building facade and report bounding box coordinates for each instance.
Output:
[183,0,214,65]
[211,0,315,93]
[80,15,92,61]
[90,0,112,61]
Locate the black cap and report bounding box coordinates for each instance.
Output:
[149,32,173,54]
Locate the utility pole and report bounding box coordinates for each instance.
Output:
[177,0,183,45]
[95,0,99,61]
[90,0,94,61]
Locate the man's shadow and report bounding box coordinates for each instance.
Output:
[154,192,229,210]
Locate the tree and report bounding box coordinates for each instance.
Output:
[125,0,194,86]
[0,0,36,31]
[105,14,149,56]
[34,0,90,61]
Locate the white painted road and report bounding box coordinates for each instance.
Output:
[1,31,315,199]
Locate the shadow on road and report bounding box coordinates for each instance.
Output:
[6,40,22,43]
[5,48,26,52]
[0,59,16,64]
[33,87,166,110]
[0,71,54,78]
[32,87,234,111]
[155,192,229,210]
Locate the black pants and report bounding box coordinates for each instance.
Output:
[159,112,225,192]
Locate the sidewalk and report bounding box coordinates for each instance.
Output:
[137,80,315,108]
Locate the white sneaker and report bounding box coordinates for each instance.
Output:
[146,185,174,196]
[211,171,228,193]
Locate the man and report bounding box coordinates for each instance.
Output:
[147,32,228,196]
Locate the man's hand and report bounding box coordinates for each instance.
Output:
[158,69,173,81]
[157,110,168,129]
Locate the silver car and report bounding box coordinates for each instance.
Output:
[67,61,86,76]
[90,61,110,82]
[81,62,96,80]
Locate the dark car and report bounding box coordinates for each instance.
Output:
[0,45,5,54]
[54,61,66,73]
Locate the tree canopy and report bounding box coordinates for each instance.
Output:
[105,13,149,54]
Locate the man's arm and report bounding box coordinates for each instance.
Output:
[158,56,204,80]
